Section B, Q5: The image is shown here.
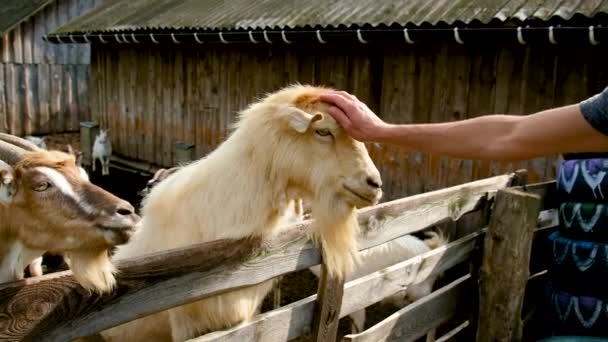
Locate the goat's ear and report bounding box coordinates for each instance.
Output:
[0,165,16,204]
[286,107,323,133]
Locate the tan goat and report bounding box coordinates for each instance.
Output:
[101,84,383,341]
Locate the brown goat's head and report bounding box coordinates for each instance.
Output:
[0,136,140,292]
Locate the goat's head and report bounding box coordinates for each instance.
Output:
[96,129,110,144]
[242,84,383,209]
[0,134,140,292]
[237,84,383,278]
[138,167,179,198]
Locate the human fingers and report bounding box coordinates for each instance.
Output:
[319,93,358,115]
[326,105,352,129]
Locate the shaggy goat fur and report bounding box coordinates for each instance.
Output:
[101,84,382,341]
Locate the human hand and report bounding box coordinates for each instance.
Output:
[319,91,389,142]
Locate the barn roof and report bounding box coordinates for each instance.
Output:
[50,0,608,34]
[0,0,53,36]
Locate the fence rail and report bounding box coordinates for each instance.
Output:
[0,172,558,342]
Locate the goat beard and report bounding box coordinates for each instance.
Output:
[310,192,360,280]
[64,249,117,293]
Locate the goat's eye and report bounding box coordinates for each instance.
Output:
[315,129,332,137]
[34,182,50,192]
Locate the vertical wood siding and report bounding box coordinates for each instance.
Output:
[0,0,99,136]
[90,43,608,201]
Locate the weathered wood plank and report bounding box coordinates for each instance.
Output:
[67,64,78,131]
[343,274,472,342]
[43,3,57,64]
[356,173,513,251]
[1,32,11,62]
[50,64,63,132]
[127,48,137,157]
[11,25,23,64]
[23,64,36,134]
[6,63,20,135]
[312,263,344,342]
[0,65,6,133]
[145,48,156,162]
[22,18,34,64]
[172,50,184,164]
[435,320,470,342]
[37,63,50,134]
[193,230,482,342]
[55,0,69,65]
[77,64,89,123]
[33,8,46,64]
[135,48,146,160]
[476,188,542,342]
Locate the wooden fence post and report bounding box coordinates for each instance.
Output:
[80,121,99,167]
[175,142,195,165]
[476,187,541,342]
[311,262,345,342]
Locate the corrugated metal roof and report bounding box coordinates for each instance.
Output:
[0,0,54,35]
[52,0,608,34]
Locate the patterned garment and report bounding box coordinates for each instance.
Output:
[541,283,608,338]
[559,202,608,243]
[545,230,608,300]
[556,159,608,203]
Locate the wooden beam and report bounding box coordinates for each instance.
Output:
[191,231,482,342]
[435,320,470,342]
[342,274,472,342]
[476,188,541,342]
[356,174,513,251]
[312,262,345,342]
[80,121,99,166]
[0,174,513,341]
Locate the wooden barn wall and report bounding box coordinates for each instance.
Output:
[0,0,100,136]
[90,43,608,201]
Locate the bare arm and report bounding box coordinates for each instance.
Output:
[320,92,608,162]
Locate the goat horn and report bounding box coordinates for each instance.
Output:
[0,140,26,166]
[0,133,42,152]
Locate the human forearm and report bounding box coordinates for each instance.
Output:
[320,90,608,161]
[375,115,522,160]
[376,104,608,161]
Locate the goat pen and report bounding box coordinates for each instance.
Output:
[0,170,555,342]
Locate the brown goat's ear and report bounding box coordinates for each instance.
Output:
[0,164,16,204]
[287,107,323,133]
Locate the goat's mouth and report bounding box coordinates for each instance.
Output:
[95,224,137,245]
[343,184,375,204]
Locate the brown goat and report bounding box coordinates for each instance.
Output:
[0,134,140,293]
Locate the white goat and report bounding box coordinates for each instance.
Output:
[25,136,47,150]
[92,129,112,176]
[101,84,383,341]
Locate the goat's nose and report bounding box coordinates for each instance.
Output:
[115,201,135,216]
[366,176,382,189]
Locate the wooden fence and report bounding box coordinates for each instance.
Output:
[0,171,557,342]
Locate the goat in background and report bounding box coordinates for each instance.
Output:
[92,129,112,176]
